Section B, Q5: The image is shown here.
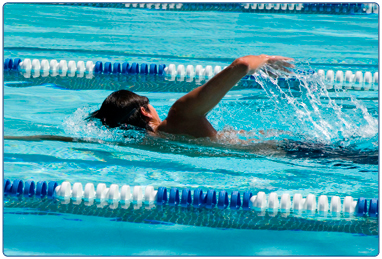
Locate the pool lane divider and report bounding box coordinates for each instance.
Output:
[3,179,378,218]
[4,57,379,91]
[56,3,379,15]
[241,3,378,14]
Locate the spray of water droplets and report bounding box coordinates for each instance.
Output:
[250,61,378,147]
[63,106,146,144]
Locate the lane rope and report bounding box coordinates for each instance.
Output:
[4,57,379,91]
[3,178,378,217]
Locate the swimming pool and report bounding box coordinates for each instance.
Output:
[3,3,379,256]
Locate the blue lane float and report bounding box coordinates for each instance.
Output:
[218,191,229,209]
[156,187,167,205]
[158,64,166,75]
[205,190,217,209]
[104,62,112,73]
[180,189,192,207]
[48,181,58,198]
[4,179,12,194]
[140,63,148,74]
[4,58,13,71]
[356,197,368,216]
[368,198,378,217]
[193,188,206,208]
[113,62,121,73]
[242,191,253,210]
[168,188,180,206]
[94,61,103,74]
[149,64,157,75]
[10,179,23,196]
[35,181,47,198]
[23,180,35,197]
[121,62,129,74]
[129,62,139,74]
[230,191,241,210]
[12,58,21,70]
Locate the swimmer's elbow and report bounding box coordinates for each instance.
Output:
[232,57,250,74]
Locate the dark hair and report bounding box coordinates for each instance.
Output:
[89,90,153,131]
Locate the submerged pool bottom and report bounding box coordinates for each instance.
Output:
[4,207,378,256]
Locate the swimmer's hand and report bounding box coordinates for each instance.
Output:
[237,55,295,75]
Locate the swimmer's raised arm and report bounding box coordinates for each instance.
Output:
[167,55,294,118]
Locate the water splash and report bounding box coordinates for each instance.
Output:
[251,62,378,148]
[63,106,146,144]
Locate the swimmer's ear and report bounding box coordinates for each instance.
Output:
[140,106,152,119]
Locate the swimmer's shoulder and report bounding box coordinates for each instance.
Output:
[156,116,217,139]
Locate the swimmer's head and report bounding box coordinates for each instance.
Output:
[89,90,160,131]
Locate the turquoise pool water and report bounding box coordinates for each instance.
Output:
[3,3,379,256]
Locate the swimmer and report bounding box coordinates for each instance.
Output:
[5,54,293,149]
[89,54,294,139]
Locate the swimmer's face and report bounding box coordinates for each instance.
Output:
[147,104,160,123]
[140,104,161,124]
